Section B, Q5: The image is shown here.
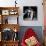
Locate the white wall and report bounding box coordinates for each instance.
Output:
[18,0,44,26]
[0,0,44,26]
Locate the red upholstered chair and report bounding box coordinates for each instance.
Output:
[21,28,41,46]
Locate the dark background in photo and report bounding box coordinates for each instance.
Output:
[23,6,37,20]
[1,29,18,41]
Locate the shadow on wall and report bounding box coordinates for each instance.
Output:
[18,26,43,44]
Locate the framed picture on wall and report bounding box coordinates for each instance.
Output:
[23,6,37,21]
[2,10,9,15]
[2,16,18,24]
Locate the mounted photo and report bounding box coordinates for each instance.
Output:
[23,6,37,21]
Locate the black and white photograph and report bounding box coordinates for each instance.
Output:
[23,6,37,21]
